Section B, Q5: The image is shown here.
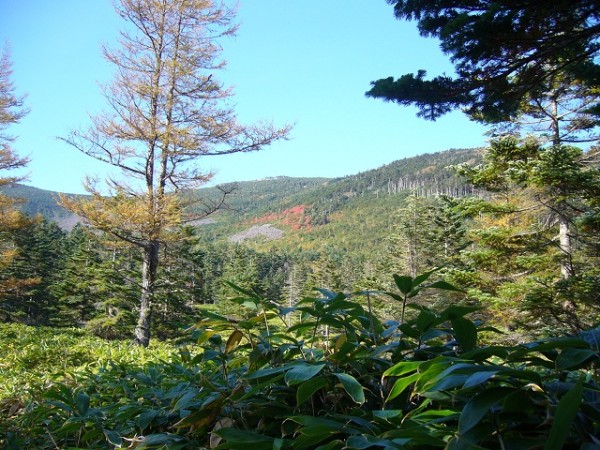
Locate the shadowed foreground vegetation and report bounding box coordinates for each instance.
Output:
[1,274,599,449]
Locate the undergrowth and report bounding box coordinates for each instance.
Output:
[1,272,599,449]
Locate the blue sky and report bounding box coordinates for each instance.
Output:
[1,1,488,195]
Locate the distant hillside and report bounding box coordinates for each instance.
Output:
[0,184,82,230]
[205,148,483,226]
[2,148,482,241]
[189,147,483,256]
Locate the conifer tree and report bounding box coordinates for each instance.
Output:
[456,138,600,331]
[0,46,33,320]
[60,0,290,346]
[367,0,600,122]
[1,217,66,324]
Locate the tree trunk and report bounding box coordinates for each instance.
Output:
[134,240,160,347]
[558,214,574,279]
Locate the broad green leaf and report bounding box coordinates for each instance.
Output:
[245,365,288,380]
[458,387,514,434]
[334,373,365,404]
[241,300,259,310]
[104,430,122,446]
[58,419,84,434]
[414,356,457,391]
[135,433,187,448]
[544,377,584,450]
[346,435,396,449]
[240,373,286,401]
[75,391,90,416]
[393,274,413,295]
[416,309,438,332]
[412,268,439,288]
[441,305,481,320]
[426,280,463,292]
[463,370,498,388]
[428,374,469,391]
[172,398,223,429]
[196,329,218,345]
[386,372,420,402]
[410,409,459,422]
[200,310,233,323]
[385,292,403,302]
[462,345,511,361]
[171,390,196,413]
[299,425,344,437]
[451,316,477,351]
[384,360,422,377]
[555,348,598,370]
[313,440,344,450]
[285,415,347,431]
[316,288,342,300]
[291,431,336,450]
[136,410,159,431]
[225,329,244,354]
[47,400,73,413]
[285,363,326,386]
[520,337,589,354]
[297,376,328,405]
[223,281,261,299]
[214,427,279,449]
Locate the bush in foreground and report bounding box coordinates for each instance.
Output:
[2,273,599,449]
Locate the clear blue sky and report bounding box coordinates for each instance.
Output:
[1,1,488,195]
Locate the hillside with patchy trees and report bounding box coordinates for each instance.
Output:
[2,0,600,448]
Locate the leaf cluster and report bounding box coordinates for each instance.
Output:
[3,274,600,449]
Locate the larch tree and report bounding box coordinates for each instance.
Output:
[60,0,290,346]
[0,46,28,223]
[0,46,35,319]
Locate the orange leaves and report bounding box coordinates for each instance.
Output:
[59,190,182,244]
[250,204,313,231]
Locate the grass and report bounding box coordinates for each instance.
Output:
[0,323,177,400]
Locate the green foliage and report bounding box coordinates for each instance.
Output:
[0,216,66,324]
[3,274,599,449]
[450,137,600,332]
[369,0,600,122]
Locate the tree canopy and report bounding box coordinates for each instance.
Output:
[367,0,600,122]
[60,0,289,346]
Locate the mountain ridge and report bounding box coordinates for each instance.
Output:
[2,147,483,236]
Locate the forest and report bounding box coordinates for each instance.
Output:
[2,0,600,448]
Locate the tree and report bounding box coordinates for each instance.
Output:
[60,0,290,346]
[367,0,600,122]
[455,137,600,332]
[50,226,139,335]
[0,46,33,318]
[1,217,66,324]
[0,47,28,178]
[367,0,600,332]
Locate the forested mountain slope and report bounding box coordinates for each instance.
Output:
[3,148,481,244]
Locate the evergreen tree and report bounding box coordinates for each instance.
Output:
[51,226,139,337]
[51,225,105,327]
[367,0,600,122]
[1,217,66,324]
[455,137,600,332]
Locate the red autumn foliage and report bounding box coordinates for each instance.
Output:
[249,204,313,230]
